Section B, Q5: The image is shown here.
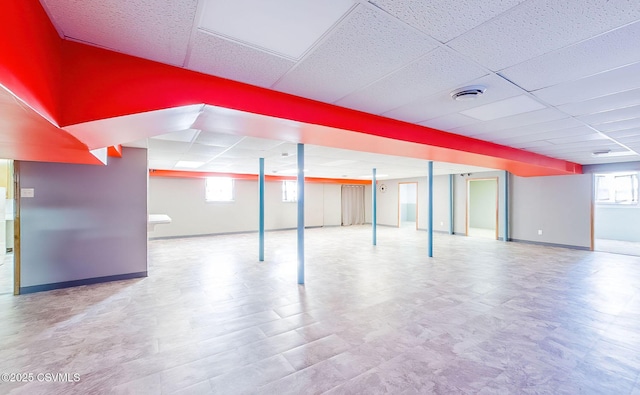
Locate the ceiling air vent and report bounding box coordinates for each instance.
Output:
[450,85,486,101]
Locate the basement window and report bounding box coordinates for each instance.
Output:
[206,177,234,202]
[595,172,638,205]
[282,180,297,202]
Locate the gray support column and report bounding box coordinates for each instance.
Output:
[428,161,434,257]
[504,170,509,242]
[259,158,265,261]
[297,144,305,284]
[449,173,454,235]
[372,168,377,246]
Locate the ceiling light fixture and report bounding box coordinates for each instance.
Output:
[591,149,611,157]
[591,149,637,158]
[450,85,486,101]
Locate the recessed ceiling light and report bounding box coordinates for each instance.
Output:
[450,85,486,101]
[591,149,637,158]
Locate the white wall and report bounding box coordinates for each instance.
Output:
[511,174,592,248]
[584,162,640,243]
[0,187,5,260]
[595,206,640,242]
[19,147,148,292]
[375,175,451,232]
[454,172,506,238]
[375,171,591,249]
[150,170,594,249]
[148,177,352,238]
[323,184,342,226]
[469,179,497,230]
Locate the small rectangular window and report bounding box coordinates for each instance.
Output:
[595,172,638,205]
[205,177,234,202]
[282,180,297,202]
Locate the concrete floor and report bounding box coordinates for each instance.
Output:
[596,239,640,257]
[2,226,640,394]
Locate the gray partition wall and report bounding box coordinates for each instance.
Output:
[18,147,148,293]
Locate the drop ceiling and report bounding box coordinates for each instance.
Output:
[38,0,640,177]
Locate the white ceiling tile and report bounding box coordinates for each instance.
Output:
[579,155,640,165]
[618,135,640,145]
[419,113,479,132]
[198,158,236,169]
[147,140,192,153]
[148,160,178,170]
[501,21,640,91]
[152,129,199,143]
[198,0,354,59]
[532,62,640,105]
[383,74,524,123]
[319,159,357,167]
[177,153,214,163]
[448,0,640,71]
[489,118,584,142]
[187,31,295,88]
[595,118,640,133]
[546,133,609,145]
[233,136,285,151]
[147,151,182,161]
[558,88,640,116]
[41,0,198,66]
[603,128,640,140]
[273,5,438,103]
[187,143,227,157]
[493,125,594,145]
[577,104,640,126]
[194,131,245,147]
[368,0,526,42]
[534,140,621,154]
[460,95,546,121]
[450,108,568,138]
[219,147,266,159]
[510,140,554,149]
[335,48,487,114]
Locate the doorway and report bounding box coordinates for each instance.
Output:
[593,172,640,256]
[0,159,14,295]
[466,178,498,239]
[398,182,418,229]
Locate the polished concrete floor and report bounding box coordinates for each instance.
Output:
[2,226,640,394]
[596,238,640,257]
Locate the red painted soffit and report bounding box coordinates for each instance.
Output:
[59,41,581,177]
[0,0,582,176]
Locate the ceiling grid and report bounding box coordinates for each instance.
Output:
[26,0,640,175]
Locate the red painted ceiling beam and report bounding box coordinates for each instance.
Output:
[59,41,581,176]
[0,0,62,125]
[0,0,582,176]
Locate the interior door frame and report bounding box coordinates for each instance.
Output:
[466,177,499,240]
[398,182,418,229]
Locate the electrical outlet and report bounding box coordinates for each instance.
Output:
[537,229,543,235]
